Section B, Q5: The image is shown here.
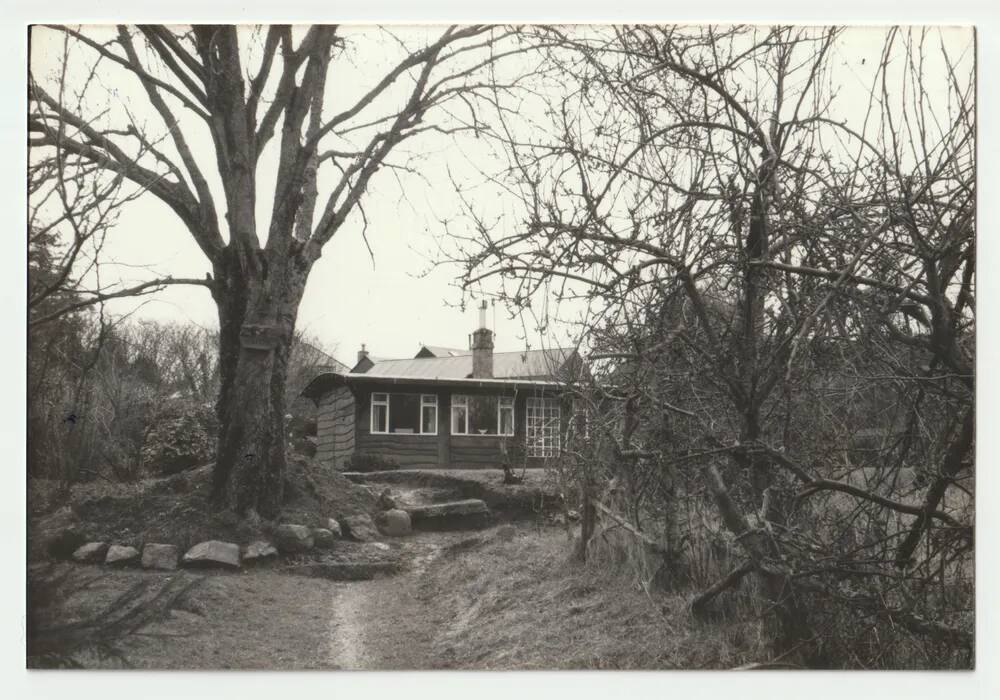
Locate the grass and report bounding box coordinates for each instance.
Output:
[27,563,343,669]
[411,524,763,669]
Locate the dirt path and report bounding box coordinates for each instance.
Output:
[324,531,477,670]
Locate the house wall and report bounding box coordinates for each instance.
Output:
[319,382,567,470]
[316,386,355,470]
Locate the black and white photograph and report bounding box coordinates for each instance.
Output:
[16,5,986,684]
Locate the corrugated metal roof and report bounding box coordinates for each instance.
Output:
[301,371,563,399]
[360,348,574,380]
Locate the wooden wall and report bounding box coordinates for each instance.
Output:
[316,382,566,471]
[316,386,355,470]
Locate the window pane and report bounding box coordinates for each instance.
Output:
[421,405,437,434]
[451,405,467,434]
[499,406,514,435]
[388,394,420,433]
[372,403,388,433]
[468,395,498,435]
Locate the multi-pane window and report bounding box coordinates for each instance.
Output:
[371,392,437,434]
[526,396,561,457]
[498,396,515,436]
[371,392,389,434]
[452,394,514,435]
[451,394,469,434]
[420,394,438,435]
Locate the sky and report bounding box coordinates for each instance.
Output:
[29,25,593,365]
[28,24,974,366]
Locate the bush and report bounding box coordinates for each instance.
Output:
[141,400,217,476]
[343,453,400,473]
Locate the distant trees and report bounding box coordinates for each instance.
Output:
[28,314,339,486]
[29,24,526,516]
[451,25,974,666]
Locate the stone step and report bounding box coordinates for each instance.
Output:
[404,498,491,531]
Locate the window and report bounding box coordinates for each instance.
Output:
[371,392,389,434]
[526,397,561,457]
[453,394,512,436]
[498,396,515,436]
[421,394,438,435]
[451,394,469,434]
[371,392,436,435]
[571,398,589,439]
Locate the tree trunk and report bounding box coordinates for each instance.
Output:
[210,249,308,519]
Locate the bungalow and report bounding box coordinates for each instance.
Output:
[301,304,585,470]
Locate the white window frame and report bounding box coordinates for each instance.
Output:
[451,394,470,435]
[572,398,589,439]
[526,396,561,457]
[420,394,438,436]
[498,396,515,436]
[370,392,389,434]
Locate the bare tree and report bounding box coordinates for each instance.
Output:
[29,24,528,517]
[447,25,974,665]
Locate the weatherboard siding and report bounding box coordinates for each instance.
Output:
[314,383,566,471]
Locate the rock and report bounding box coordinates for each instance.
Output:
[141,543,179,570]
[274,524,314,553]
[312,528,336,549]
[566,509,581,521]
[105,544,140,566]
[243,541,278,563]
[377,488,397,511]
[183,540,241,569]
[368,542,390,551]
[375,508,412,537]
[406,499,491,531]
[46,527,87,560]
[341,514,381,542]
[326,518,343,538]
[72,542,109,563]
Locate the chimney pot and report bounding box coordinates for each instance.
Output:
[357,343,369,364]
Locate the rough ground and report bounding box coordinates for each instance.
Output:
[27,520,757,670]
[27,466,758,670]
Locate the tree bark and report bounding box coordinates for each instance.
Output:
[210,248,309,519]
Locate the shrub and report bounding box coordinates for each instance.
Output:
[141,400,217,476]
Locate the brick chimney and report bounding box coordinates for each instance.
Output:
[470,301,494,378]
[357,343,369,365]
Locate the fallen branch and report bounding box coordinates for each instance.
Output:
[593,500,670,555]
[691,561,754,618]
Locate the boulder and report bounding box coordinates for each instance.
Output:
[183,540,241,569]
[375,508,412,537]
[406,499,491,531]
[341,514,381,542]
[141,543,179,570]
[274,524,314,553]
[243,540,278,563]
[326,518,343,538]
[312,528,336,549]
[105,544,140,566]
[72,542,109,563]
